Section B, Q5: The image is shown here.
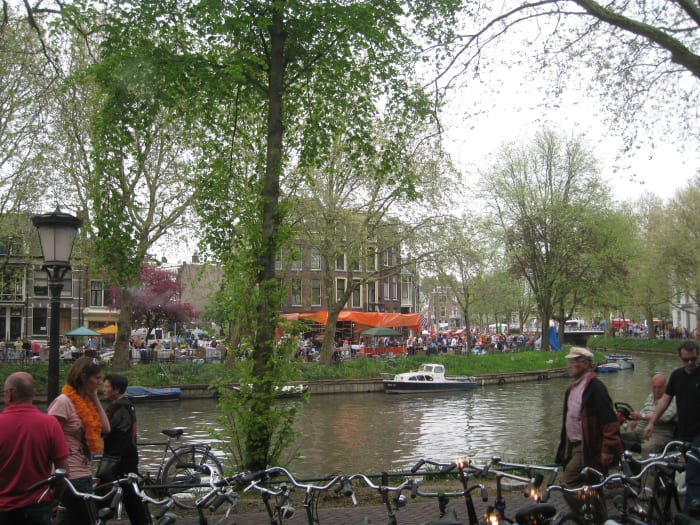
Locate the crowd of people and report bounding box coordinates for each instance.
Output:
[1,341,700,524]
[405,331,537,355]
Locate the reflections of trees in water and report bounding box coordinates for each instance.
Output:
[135,352,676,476]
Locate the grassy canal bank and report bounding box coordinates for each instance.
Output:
[0,336,681,395]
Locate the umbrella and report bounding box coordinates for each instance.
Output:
[97,324,118,335]
[64,326,101,337]
[360,326,402,337]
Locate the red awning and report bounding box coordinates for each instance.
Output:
[280,311,421,332]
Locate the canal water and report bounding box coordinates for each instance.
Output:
[134,351,679,477]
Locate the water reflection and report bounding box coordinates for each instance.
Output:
[135,351,679,476]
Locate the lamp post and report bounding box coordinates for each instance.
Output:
[32,208,82,403]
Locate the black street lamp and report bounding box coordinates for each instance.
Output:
[32,208,82,403]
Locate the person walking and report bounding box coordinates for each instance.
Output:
[645,340,700,513]
[101,374,148,524]
[48,356,110,525]
[555,346,622,521]
[0,372,69,525]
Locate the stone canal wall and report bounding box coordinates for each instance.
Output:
[174,368,570,399]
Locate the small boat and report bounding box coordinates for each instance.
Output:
[604,354,634,369]
[595,362,621,373]
[230,384,309,399]
[383,363,477,394]
[125,386,181,402]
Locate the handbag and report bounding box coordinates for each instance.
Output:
[96,454,121,482]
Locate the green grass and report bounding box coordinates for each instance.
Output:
[587,336,680,352]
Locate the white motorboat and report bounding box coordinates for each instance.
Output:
[383,363,477,394]
[604,354,634,369]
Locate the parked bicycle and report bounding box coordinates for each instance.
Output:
[483,457,558,525]
[407,457,490,525]
[138,427,224,509]
[345,471,416,525]
[28,469,175,525]
[241,465,348,524]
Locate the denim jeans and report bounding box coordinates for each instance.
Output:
[684,434,700,513]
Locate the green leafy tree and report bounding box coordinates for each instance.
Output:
[422,215,489,347]
[288,121,453,364]
[0,11,53,214]
[665,176,700,317]
[480,128,633,350]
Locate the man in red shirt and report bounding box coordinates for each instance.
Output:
[0,372,69,525]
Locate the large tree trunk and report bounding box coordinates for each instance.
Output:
[113,287,134,371]
[246,3,286,471]
[320,305,341,365]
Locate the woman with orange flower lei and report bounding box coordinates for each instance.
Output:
[48,356,110,525]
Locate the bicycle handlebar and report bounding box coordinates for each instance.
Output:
[541,459,684,502]
[28,469,122,506]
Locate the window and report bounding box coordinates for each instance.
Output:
[352,279,361,308]
[311,279,322,306]
[0,269,23,301]
[382,249,389,267]
[352,257,360,272]
[90,281,104,307]
[310,248,321,270]
[392,276,398,300]
[366,281,376,303]
[0,239,21,256]
[34,270,48,297]
[335,254,345,271]
[291,278,302,306]
[383,277,389,300]
[336,278,346,302]
[275,250,283,270]
[401,275,411,300]
[291,245,302,270]
[366,248,376,272]
[33,308,48,336]
[60,271,73,298]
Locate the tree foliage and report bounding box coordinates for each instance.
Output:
[0,11,53,214]
[129,264,195,338]
[288,118,454,364]
[433,0,700,152]
[480,128,635,349]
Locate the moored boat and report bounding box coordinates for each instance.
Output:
[604,354,634,369]
[595,362,621,373]
[125,386,181,402]
[229,384,309,398]
[383,363,477,394]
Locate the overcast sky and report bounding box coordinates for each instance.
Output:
[437,37,699,205]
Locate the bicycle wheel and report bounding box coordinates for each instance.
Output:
[160,445,224,509]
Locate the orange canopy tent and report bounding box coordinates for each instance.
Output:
[280,311,421,332]
[97,324,119,335]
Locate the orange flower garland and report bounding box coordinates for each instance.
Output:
[62,385,103,454]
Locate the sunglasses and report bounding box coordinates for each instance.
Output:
[681,356,698,363]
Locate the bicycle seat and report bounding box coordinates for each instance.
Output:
[162,429,184,438]
[515,503,557,525]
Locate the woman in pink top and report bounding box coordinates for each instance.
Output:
[48,356,110,525]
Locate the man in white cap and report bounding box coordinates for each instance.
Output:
[555,346,622,520]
